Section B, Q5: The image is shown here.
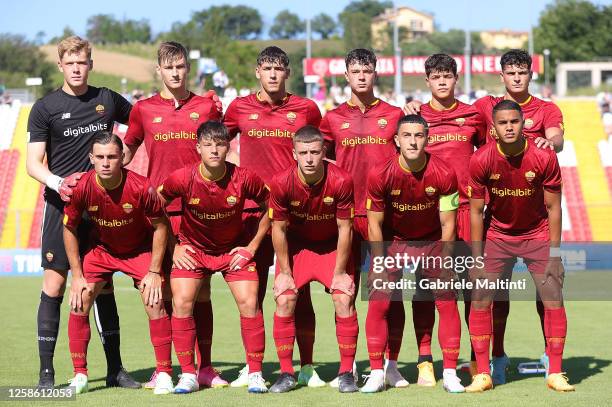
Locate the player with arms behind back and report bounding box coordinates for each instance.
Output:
[319,48,407,388]
[267,126,359,394]
[26,36,137,390]
[62,132,171,394]
[223,46,325,387]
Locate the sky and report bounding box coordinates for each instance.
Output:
[2,0,610,41]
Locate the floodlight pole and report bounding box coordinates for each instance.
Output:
[464,28,471,97]
[393,4,402,97]
[306,18,312,99]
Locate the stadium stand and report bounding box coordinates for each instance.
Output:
[0,150,20,243]
[0,100,21,150]
[558,100,612,241]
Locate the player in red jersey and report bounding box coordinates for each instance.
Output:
[404,49,565,381]
[122,42,226,389]
[267,126,359,394]
[157,121,270,394]
[62,132,171,395]
[319,48,407,388]
[223,46,325,387]
[409,54,487,382]
[465,100,573,393]
[362,114,464,393]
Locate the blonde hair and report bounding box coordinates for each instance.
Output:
[57,36,92,60]
[158,41,188,65]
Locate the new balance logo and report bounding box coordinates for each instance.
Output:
[61,113,71,119]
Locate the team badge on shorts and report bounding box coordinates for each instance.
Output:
[455,118,465,126]
[524,118,534,128]
[95,104,105,115]
[45,251,54,263]
[377,118,388,129]
[524,171,536,183]
[286,112,297,124]
[122,203,134,213]
[226,195,238,206]
[189,112,200,122]
[425,186,436,197]
[247,265,257,273]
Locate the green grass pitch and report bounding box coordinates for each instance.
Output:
[1,275,610,406]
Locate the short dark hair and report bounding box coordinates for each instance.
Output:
[293,125,324,145]
[500,49,532,71]
[492,100,523,119]
[397,114,429,136]
[425,53,457,76]
[90,131,123,153]
[257,46,289,67]
[196,121,229,143]
[345,48,377,69]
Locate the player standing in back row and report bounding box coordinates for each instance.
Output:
[223,47,325,387]
[319,48,407,388]
[26,36,138,390]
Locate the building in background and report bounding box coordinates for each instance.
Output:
[371,6,434,50]
[480,29,528,50]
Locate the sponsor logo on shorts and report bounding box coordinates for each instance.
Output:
[286,112,297,123]
[88,205,98,212]
[377,118,387,128]
[489,173,501,180]
[45,251,54,263]
[455,117,465,126]
[524,118,534,128]
[249,113,259,120]
[95,104,105,115]
[226,195,237,206]
[189,112,200,122]
[341,122,350,130]
[323,196,334,205]
[153,116,162,123]
[425,186,436,196]
[525,170,536,183]
[188,198,200,205]
[391,189,401,196]
[122,203,133,213]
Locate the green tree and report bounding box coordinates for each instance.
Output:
[0,34,55,94]
[339,0,392,50]
[86,14,120,43]
[534,0,612,79]
[402,30,486,56]
[269,10,305,39]
[311,13,337,39]
[49,26,76,44]
[191,5,262,40]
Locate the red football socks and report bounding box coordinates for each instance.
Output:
[273,313,296,374]
[544,307,567,374]
[336,313,359,373]
[149,315,173,374]
[365,300,389,370]
[436,300,461,369]
[193,301,213,369]
[240,312,265,373]
[469,307,492,374]
[68,313,90,375]
[172,316,196,374]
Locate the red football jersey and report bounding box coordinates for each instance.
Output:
[268,162,354,243]
[366,154,458,241]
[124,92,222,212]
[421,100,487,207]
[320,99,404,215]
[468,138,562,240]
[158,162,269,254]
[223,92,322,185]
[473,95,564,143]
[63,169,164,255]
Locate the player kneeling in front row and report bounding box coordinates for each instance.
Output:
[157,121,270,394]
[465,100,574,392]
[63,132,173,395]
[363,115,464,393]
[268,125,359,393]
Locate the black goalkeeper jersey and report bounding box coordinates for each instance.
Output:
[28,86,132,197]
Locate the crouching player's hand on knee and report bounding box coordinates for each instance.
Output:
[70,275,91,312]
[229,246,254,270]
[140,271,163,306]
[274,272,297,299]
[331,271,355,297]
